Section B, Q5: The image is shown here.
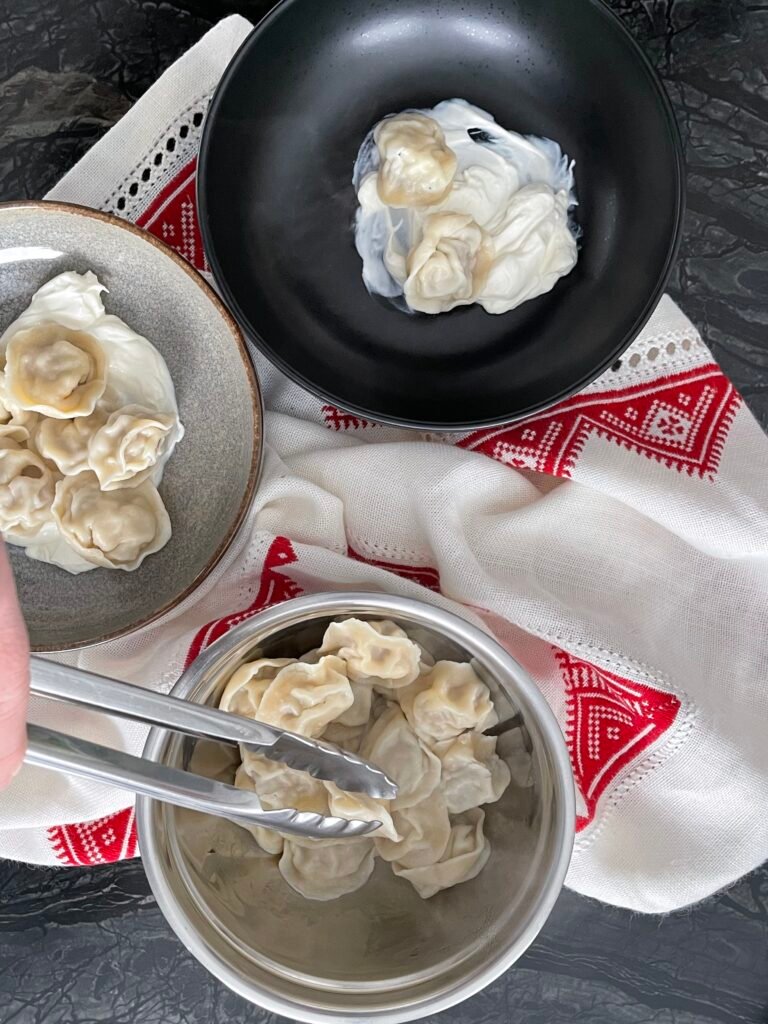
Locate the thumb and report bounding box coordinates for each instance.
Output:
[0,543,29,789]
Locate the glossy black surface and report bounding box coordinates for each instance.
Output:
[1,1,767,1022]
[200,0,683,428]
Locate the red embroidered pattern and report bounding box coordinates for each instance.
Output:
[136,158,208,273]
[459,367,740,480]
[185,536,303,667]
[323,406,380,431]
[557,650,681,831]
[348,546,441,592]
[48,807,138,866]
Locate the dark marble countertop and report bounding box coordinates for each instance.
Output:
[1,1,767,1022]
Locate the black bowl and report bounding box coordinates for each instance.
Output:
[199,0,684,429]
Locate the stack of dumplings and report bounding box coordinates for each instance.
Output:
[0,270,183,573]
[220,618,525,901]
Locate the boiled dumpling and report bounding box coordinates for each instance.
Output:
[375,112,457,207]
[320,618,421,689]
[393,808,490,899]
[243,824,284,857]
[0,423,32,449]
[359,704,441,809]
[325,782,399,842]
[88,404,179,490]
[237,753,329,815]
[496,726,534,788]
[321,720,367,754]
[0,442,56,535]
[37,409,108,476]
[399,661,498,742]
[256,656,354,738]
[5,322,107,418]
[403,212,491,315]
[335,680,373,727]
[51,472,171,570]
[375,791,450,867]
[279,838,376,901]
[6,407,41,435]
[219,658,295,718]
[298,647,322,664]
[233,765,285,855]
[433,732,511,814]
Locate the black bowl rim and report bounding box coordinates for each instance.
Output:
[198,0,686,431]
[0,199,265,653]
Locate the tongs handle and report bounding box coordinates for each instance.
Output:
[29,657,397,800]
[24,724,377,840]
[30,656,282,748]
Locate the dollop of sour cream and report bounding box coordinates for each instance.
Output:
[353,99,578,316]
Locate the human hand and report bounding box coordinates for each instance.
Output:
[0,542,28,788]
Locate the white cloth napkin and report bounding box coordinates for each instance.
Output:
[1,16,767,914]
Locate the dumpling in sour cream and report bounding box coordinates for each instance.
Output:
[51,472,171,571]
[88,405,178,491]
[375,112,457,208]
[4,323,107,418]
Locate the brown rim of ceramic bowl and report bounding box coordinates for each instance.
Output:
[0,199,264,653]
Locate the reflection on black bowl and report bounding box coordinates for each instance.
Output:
[199,0,684,430]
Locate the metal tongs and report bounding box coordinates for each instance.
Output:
[25,658,396,841]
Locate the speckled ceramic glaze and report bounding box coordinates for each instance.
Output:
[0,201,262,652]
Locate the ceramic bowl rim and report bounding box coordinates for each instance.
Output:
[0,199,264,653]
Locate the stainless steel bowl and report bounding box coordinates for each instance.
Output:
[137,593,575,1022]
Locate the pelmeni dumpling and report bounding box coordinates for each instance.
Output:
[399,661,498,743]
[321,720,367,754]
[88,405,178,490]
[6,407,41,436]
[218,658,295,718]
[433,732,511,814]
[359,705,441,810]
[375,112,457,208]
[256,656,354,738]
[0,443,56,534]
[51,472,171,570]
[238,753,329,815]
[393,809,490,899]
[325,782,399,842]
[335,680,373,727]
[298,647,322,664]
[243,824,285,857]
[496,726,534,788]
[5,323,107,418]
[403,212,491,315]
[320,618,421,689]
[0,423,32,449]
[279,838,376,901]
[375,791,450,868]
[233,766,285,855]
[36,409,108,476]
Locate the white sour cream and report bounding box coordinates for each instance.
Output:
[353,99,578,316]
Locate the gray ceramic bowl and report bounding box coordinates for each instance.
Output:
[138,593,575,1023]
[0,201,262,652]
